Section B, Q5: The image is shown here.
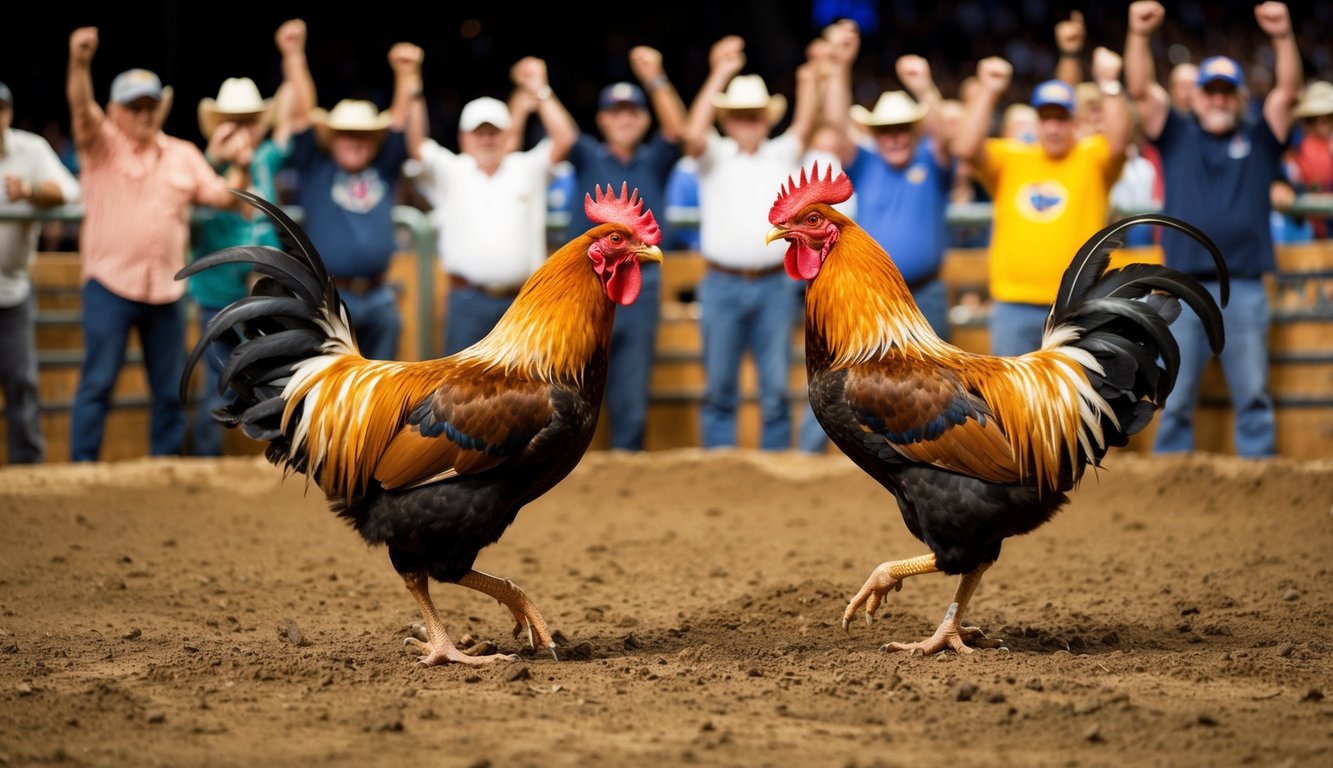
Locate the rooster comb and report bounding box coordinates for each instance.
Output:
[585,182,661,246]
[768,161,853,225]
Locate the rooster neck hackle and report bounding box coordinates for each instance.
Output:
[807,226,953,365]
[457,240,613,384]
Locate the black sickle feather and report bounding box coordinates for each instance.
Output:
[179,296,320,403]
[217,330,327,393]
[177,245,325,305]
[1051,213,1230,319]
[225,188,327,284]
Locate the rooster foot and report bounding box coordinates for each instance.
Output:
[842,562,906,631]
[403,636,517,666]
[881,624,1005,656]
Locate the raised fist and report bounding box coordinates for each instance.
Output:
[1128,2,1165,35]
[976,56,1013,94]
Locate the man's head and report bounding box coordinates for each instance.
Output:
[851,90,925,169]
[1191,56,1245,135]
[1169,62,1199,112]
[457,96,512,173]
[596,82,651,152]
[1295,80,1333,140]
[198,77,274,148]
[1029,79,1077,158]
[712,75,785,153]
[108,68,164,145]
[315,99,391,173]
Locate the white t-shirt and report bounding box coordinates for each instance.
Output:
[416,138,553,288]
[696,132,803,270]
[0,128,81,306]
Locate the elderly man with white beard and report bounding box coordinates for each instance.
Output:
[1124,1,1301,459]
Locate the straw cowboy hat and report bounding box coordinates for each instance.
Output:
[850,90,926,127]
[312,99,393,148]
[711,74,787,123]
[197,77,274,139]
[1295,80,1333,119]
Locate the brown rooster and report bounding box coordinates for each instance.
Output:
[178,184,662,666]
[766,164,1227,654]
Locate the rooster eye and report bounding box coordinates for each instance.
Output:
[609,233,623,244]
[805,214,820,226]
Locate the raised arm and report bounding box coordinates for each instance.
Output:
[276,19,315,137]
[953,56,1012,168]
[897,54,947,167]
[1054,11,1086,86]
[1256,2,1301,142]
[820,20,860,166]
[1092,46,1131,163]
[1124,1,1170,141]
[629,46,687,143]
[787,51,823,151]
[66,27,104,152]
[683,36,746,158]
[510,56,576,164]
[387,41,424,162]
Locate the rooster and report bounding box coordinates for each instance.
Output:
[766,164,1227,654]
[178,184,662,666]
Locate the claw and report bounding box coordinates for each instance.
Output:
[547,642,559,661]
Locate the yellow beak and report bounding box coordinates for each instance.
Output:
[765,226,788,246]
[635,244,664,264]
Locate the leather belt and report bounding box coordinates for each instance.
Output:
[706,261,784,279]
[448,274,524,299]
[332,274,385,293]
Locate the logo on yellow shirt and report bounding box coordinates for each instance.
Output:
[1015,180,1068,222]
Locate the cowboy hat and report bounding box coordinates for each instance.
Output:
[850,90,926,127]
[1295,80,1333,119]
[711,75,787,124]
[312,99,393,148]
[197,77,274,139]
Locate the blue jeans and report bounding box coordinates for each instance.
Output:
[443,288,515,356]
[0,295,44,463]
[340,284,402,361]
[1153,279,1275,457]
[699,269,802,450]
[70,280,186,461]
[606,265,660,451]
[988,301,1050,357]
[189,305,237,457]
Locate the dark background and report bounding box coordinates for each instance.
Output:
[5,1,1331,151]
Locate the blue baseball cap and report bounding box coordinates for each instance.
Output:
[598,82,647,111]
[1197,56,1243,88]
[1030,79,1075,113]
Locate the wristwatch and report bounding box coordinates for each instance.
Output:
[535,85,552,101]
[1098,80,1123,97]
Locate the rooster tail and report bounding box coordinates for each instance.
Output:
[177,189,356,467]
[1045,213,1229,448]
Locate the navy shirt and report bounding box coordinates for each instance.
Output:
[1155,108,1283,279]
[565,132,680,249]
[287,128,408,278]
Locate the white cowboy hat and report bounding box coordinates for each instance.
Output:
[850,90,926,127]
[1295,80,1333,119]
[312,99,393,148]
[711,75,787,124]
[197,77,274,139]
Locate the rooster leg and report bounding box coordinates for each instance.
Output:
[882,563,1004,655]
[401,572,517,666]
[458,569,558,660]
[843,553,938,630]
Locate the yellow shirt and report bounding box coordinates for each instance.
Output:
[976,135,1124,305]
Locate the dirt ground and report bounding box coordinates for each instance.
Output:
[1,449,1331,768]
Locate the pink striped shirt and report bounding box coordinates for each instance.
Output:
[78,121,235,304]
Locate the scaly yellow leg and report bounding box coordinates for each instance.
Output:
[882,562,1005,655]
[401,572,517,666]
[843,553,938,630]
[458,569,558,660]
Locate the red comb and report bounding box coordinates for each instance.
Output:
[585,182,661,246]
[768,161,853,225]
